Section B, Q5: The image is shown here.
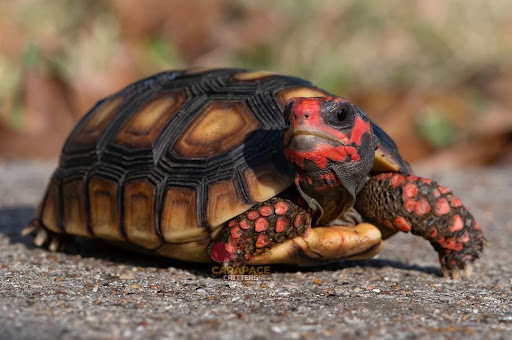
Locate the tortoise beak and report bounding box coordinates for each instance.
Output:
[285,130,344,152]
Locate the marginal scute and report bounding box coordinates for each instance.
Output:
[207,180,253,228]
[244,164,292,203]
[232,71,276,81]
[41,177,61,233]
[174,101,259,158]
[89,176,124,241]
[62,179,90,237]
[372,147,401,173]
[161,187,208,242]
[68,96,124,146]
[275,87,329,110]
[113,91,186,149]
[156,239,212,263]
[123,179,161,249]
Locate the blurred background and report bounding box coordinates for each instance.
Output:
[0,0,511,168]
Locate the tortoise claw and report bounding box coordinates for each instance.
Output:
[22,219,73,252]
[34,228,48,247]
[463,262,473,278]
[441,261,474,279]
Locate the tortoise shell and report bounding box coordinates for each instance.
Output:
[37,68,410,263]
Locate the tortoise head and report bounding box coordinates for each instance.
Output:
[283,96,378,217]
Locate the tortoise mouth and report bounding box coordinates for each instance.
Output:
[286,131,343,151]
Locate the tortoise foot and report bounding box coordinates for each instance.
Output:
[357,173,484,279]
[22,219,73,252]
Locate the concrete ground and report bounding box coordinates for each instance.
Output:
[0,159,510,340]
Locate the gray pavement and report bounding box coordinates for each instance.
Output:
[0,159,511,340]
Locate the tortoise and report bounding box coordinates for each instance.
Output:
[23,68,484,279]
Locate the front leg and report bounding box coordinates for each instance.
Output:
[356,173,484,279]
[209,196,383,266]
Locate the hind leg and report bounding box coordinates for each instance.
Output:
[22,219,73,252]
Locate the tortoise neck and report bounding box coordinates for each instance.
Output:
[294,169,355,225]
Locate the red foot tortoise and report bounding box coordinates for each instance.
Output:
[24,68,484,279]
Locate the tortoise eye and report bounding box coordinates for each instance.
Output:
[327,103,354,127]
[337,107,348,122]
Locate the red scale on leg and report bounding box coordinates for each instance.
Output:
[448,214,463,232]
[404,199,416,213]
[293,214,302,228]
[458,231,470,244]
[390,174,405,188]
[451,197,462,208]
[239,219,251,230]
[225,242,236,255]
[247,211,259,220]
[392,216,411,232]
[230,226,242,239]
[274,201,290,215]
[275,217,289,233]
[438,186,450,194]
[414,199,430,216]
[259,205,274,217]
[403,183,418,199]
[434,198,451,216]
[254,217,270,232]
[376,173,393,181]
[255,234,271,248]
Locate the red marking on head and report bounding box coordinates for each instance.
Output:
[390,174,405,188]
[254,217,269,232]
[407,176,419,181]
[275,217,289,232]
[421,178,433,185]
[255,234,271,248]
[228,220,237,228]
[414,199,430,216]
[288,98,322,127]
[404,199,416,213]
[451,197,462,208]
[403,183,418,199]
[285,143,358,170]
[239,219,251,230]
[393,216,411,232]
[438,186,450,194]
[259,206,273,217]
[293,214,303,228]
[350,116,371,146]
[210,241,232,263]
[434,198,450,216]
[230,226,242,239]
[432,189,441,198]
[449,214,463,232]
[274,201,290,215]
[247,211,259,220]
